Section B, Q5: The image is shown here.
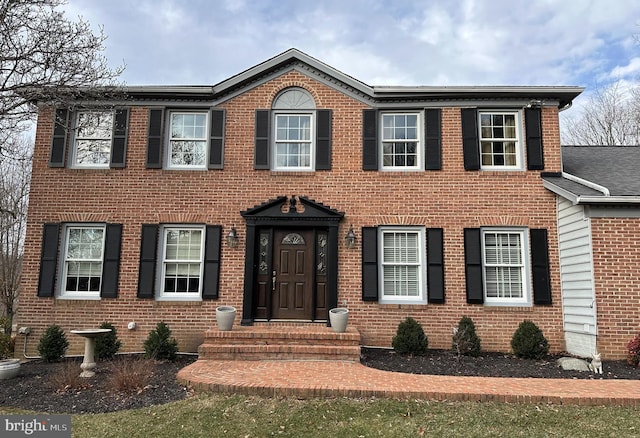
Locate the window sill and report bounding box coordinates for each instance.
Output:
[154,299,203,306]
[269,171,316,176]
[377,301,427,309]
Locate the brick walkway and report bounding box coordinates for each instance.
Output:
[177,359,640,406]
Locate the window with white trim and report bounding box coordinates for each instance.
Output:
[273,113,313,169]
[479,111,523,169]
[167,111,208,169]
[381,112,422,170]
[482,228,529,305]
[72,111,114,167]
[379,227,426,303]
[159,226,205,299]
[60,225,105,298]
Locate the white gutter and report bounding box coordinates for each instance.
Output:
[562,172,610,196]
[543,177,640,205]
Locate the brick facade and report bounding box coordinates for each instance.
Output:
[18,52,580,357]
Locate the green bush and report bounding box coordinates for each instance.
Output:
[37,325,69,362]
[392,317,428,355]
[95,322,122,360]
[511,320,549,359]
[143,322,178,361]
[626,332,640,367]
[0,315,11,334]
[0,333,14,359]
[452,316,481,357]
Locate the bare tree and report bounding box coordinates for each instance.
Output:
[0,0,125,154]
[561,81,640,145]
[0,135,30,335]
[0,0,124,332]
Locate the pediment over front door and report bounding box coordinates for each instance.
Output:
[241,195,344,224]
[240,195,343,325]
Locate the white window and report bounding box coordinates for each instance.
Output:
[479,111,523,170]
[482,228,529,305]
[72,111,114,167]
[381,112,422,170]
[379,227,426,303]
[60,225,105,298]
[273,113,313,170]
[167,112,208,169]
[159,226,205,299]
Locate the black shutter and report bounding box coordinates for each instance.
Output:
[362,109,378,170]
[427,228,445,303]
[361,227,378,301]
[101,224,122,298]
[530,228,552,305]
[425,109,442,170]
[37,223,60,297]
[110,109,129,168]
[137,224,158,298]
[461,108,480,170]
[146,109,164,168]
[202,225,222,300]
[49,109,69,167]
[315,109,332,170]
[209,109,225,169]
[525,108,544,170]
[254,109,270,169]
[464,228,484,303]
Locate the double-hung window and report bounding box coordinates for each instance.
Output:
[60,225,106,298]
[381,112,422,170]
[273,113,313,170]
[167,112,208,169]
[482,228,529,305]
[479,111,522,169]
[379,227,426,303]
[159,226,205,299]
[72,111,114,167]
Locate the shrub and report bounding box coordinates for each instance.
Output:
[0,333,14,359]
[0,315,11,334]
[95,322,122,360]
[106,357,153,393]
[37,325,69,362]
[143,322,178,360]
[49,360,89,392]
[511,320,549,359]
[452,316,481,357]
[626,332,640,367]
[392,317,428,355]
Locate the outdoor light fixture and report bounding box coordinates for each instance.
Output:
[226,227,238,247]
[345,225,356,249]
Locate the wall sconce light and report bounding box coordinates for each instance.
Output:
[226,227,238,247]
[345,225,356,249]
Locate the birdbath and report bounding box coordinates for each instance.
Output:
[70,329,111,378]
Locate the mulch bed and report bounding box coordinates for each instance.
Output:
[1,349,638,414]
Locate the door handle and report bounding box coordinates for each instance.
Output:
[272,270,276,292]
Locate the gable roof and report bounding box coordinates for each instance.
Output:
[542,146,640,204]
[27,48,584,107]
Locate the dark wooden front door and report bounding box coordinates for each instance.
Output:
[272,229,314,320]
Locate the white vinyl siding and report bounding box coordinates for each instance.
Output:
[557,197,598,356]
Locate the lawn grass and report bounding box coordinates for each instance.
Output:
[4,394,639,437]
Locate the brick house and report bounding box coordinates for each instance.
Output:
[19,49,597,358]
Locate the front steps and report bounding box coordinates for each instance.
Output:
[198,323,361,362]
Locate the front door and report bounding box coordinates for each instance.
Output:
[272,229,314,320]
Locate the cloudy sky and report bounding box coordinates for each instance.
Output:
[62,0,640,117]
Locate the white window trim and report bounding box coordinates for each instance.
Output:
[58,224,106,300]
[379,111,424,171]
[156,225,205,301]
[165,110,209,170]
[481,227,531,306]
[478,110,524,171]
[378,226,427,304]
[71,110,114,169]
[271,111,315,172]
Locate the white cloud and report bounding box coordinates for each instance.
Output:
[608,57,640,80]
